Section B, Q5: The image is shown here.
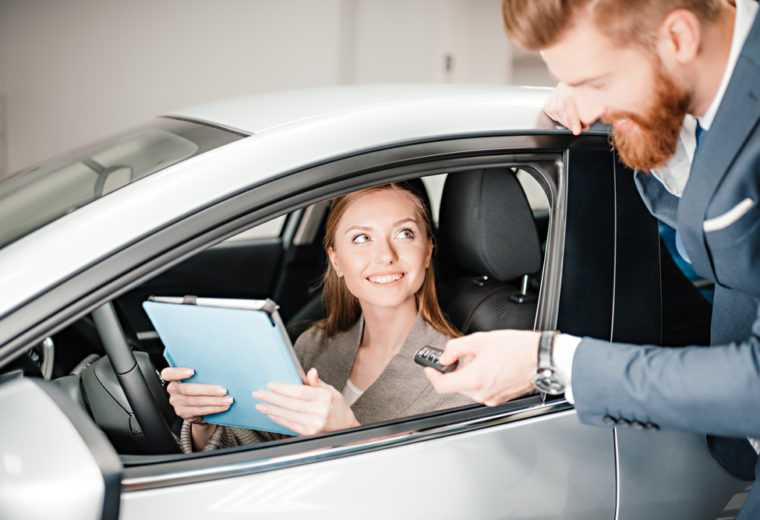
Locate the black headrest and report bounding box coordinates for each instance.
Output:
[438,168,542,281]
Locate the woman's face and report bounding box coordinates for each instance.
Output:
[328,189,432,314]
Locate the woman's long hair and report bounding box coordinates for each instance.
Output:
[316,182,460,338]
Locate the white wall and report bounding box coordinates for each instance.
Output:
[2,0,346,173]
[442,0,513,84]
[350,0,511,84]
[352,0,443,83]
[0,0,552,176]
[511,48,555,87]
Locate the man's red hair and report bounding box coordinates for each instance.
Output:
[502,0,722,51]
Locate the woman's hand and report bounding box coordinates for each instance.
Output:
[162,367,233,423]
[253,368,360,436]
[162,366,233,450]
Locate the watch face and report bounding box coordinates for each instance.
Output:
[532,371,565,395]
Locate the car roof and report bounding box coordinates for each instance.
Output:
[168,84,554,135]
[1,84,570,321]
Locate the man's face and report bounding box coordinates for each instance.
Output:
[541,18,691,170]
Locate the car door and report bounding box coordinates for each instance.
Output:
[103,136,618,519]
[120,406,615,519]
[562,147,751,519]
[2,133,621,519]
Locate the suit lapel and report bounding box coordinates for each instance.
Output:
[633,170,680,227]
[678,11,760,279]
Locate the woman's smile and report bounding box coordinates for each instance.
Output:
[366,271,406,286]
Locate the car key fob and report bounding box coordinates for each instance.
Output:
[414,346,458,373]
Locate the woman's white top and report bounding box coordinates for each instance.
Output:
[342,379,364,406]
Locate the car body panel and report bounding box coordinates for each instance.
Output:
[121,410,616,520]
[168,84,552,135]
[616,428,749,518]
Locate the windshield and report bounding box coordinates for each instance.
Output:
[0,118,245,250]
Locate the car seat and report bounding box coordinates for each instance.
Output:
[436,168,543,334]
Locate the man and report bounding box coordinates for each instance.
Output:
[425,1,760,517]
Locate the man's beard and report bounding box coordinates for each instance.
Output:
[603,65,691,171]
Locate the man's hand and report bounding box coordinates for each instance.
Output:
[543,82,604,135]
[424,330,540,406]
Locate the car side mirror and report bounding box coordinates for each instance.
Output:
[0,377,122,519]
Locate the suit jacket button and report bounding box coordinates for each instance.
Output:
[631,421,644,430]
[603,415,617,426]
[617,418,631,427]
[645,423,659,431]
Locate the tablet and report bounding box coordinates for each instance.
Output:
[143,296,305,435]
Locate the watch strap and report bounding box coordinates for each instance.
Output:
[537,330,556,370]
[533,330,565,395]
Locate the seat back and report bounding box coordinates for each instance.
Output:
[436,168,543,333]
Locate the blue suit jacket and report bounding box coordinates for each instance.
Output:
[571,8,760,515]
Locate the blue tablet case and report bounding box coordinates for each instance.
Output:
[142,297,305,436]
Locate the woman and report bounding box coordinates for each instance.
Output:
[162,182,472,452]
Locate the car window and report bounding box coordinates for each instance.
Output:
[222,171,547,247]
[421,173,446,226]
[7,159,555,468]
[516,168,550,210]
[221,215,287,242]
[0,118,244,250]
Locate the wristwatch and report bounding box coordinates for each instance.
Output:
[532,330,566,395]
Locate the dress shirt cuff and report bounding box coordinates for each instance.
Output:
[553,333,582,404]
[750,437,760,455]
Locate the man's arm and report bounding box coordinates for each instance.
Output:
[572,322,760,437]
[426,304,760,438]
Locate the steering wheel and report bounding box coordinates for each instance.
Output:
[92,302,180,454]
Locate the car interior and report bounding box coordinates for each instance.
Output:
[1,166,552,458]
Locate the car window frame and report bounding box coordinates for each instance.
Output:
[0,133,613,489]
[0,133,593,359]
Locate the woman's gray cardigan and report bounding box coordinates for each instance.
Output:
[180,314,473,452]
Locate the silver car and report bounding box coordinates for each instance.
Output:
[0,85,750,519]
